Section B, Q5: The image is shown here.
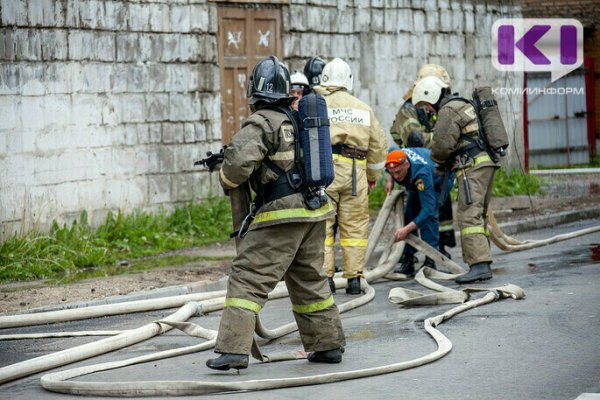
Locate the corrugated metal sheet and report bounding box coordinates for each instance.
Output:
[527,71,589,167]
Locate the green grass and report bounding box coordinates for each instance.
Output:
[368,173,388,213]
[492,169,542,197]
[370,168,542,209]
[0,198,232,284]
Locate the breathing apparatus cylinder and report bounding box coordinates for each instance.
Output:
[297,91,334,188]
[472,87,509,157]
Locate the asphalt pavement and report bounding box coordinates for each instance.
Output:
[0,217,599,400]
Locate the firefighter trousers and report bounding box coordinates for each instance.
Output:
[457,165,496,266]
[214,221,345,355]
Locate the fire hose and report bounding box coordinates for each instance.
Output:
[0,189,596,395]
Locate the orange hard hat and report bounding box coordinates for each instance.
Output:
[385,149,408,170]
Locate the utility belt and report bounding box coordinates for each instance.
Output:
[332,144,368,160]
[258,159,303,208]
[452,134,486,163]
[332,144,368,196]
[261,167,302,206]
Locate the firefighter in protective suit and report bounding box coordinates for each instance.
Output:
[315,58,388,295]
[389,64,456,272]
[290,70,309,111]
[390,64,451,148]
[304,56,327,89]
[412,76,500,284]
[206,56,345,371]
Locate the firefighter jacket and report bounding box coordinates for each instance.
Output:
[393,147,438,229]
[219,107,335,231]
[430,97,499,170]
[314,86,388,182]
[389,100,433,148]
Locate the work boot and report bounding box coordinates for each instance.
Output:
[393,255,418,275]
[206,353,249,371]
[422,256,436,270]
[455,262,493,284]
[440,245,452,259]
[345,277,361,295]
[328,277,336,294]
[308,348,343,364]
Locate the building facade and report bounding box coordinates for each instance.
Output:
[0,0,523,240]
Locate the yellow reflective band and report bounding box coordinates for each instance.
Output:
[474,154,492,166]
[252,202,333,225]
[332,153,367,166]
[224,297,262,313]
[461,226,486,236]
[292,295,335,314]
[269,151,295,161]
[324,237,335,247]
[456,154,493,177]
[340,238,368,247]
[401,117,420,129]
[219,169,239,189]
[439,224,454,232]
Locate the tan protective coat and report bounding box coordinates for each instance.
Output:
[315,86,388,278]
[430,99,499,266]
[389,103,431,148]
[215,107,343,355]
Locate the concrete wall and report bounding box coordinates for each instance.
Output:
[0,0,223,240]
[0,0,523,241]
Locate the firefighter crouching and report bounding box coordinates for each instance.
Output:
[314,58,388,294]
[412,76,500,284]
[206,56,345,371]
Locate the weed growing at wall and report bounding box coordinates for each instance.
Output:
[371,169,541,206]
[492,169,542,197]
[0,198,232,284]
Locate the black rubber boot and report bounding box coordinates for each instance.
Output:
[345,277,361,295]
[455,262,492,284]
[422,256,436,270]
[308,348,343,364]
[206,353,249,371]
[328,277,336,294]
[394,255,418,275]
[440,245,452,259]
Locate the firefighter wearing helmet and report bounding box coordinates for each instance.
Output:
[314,57,388,295]
[388,64,457,274]
[290,70,310,110]
[390,64,451,148]
[412,75,500,284]
[207,56,345,371]
[304,56,327,88]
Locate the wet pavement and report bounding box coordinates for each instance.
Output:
[1,218,599,399]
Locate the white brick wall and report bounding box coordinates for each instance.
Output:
[0,0,221,240]
[0,0,523,240]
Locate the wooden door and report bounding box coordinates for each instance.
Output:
[217,6,283,145]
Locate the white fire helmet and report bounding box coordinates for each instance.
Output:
[411,76,449,106]
[415,64,451,87]
[403,64,452,101]
[320,58,353,91]
[290,71,309,90]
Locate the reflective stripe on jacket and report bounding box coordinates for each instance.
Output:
[430,99,499,171]
[220,108,335,230]
[315,86,388,182]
